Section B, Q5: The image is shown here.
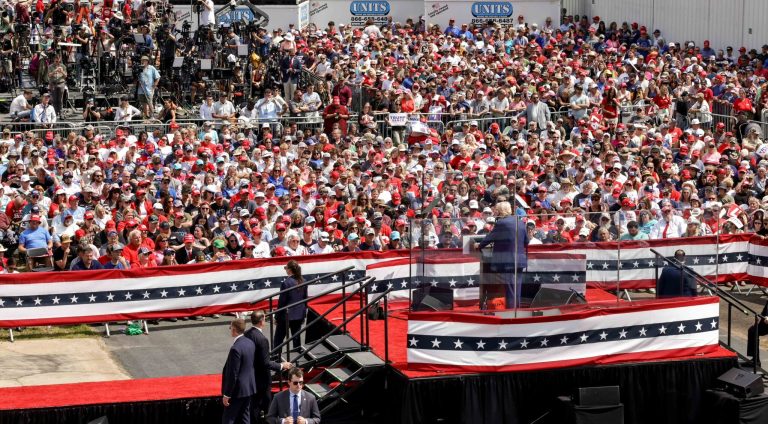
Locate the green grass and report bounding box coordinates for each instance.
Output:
[0,324,97,341]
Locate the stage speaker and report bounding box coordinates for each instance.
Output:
[87,417,109,424]
[575,386,621,407]
[717,368,765,398]
[411,287,453,311]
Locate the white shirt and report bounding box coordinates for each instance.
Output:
[115,104,142,121]
[213,100,236,121]
[200,0,215,26]
[200,103,215,120]
[309,243,334,254]
[649,214,687,239]
[10,95,29,115]
[33,104,56,123]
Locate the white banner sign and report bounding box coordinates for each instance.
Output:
[309,0,425,27]
[424,0,560,29]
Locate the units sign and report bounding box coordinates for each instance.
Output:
[471,1,514,25]
[349,0,391,25]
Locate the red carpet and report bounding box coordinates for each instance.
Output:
[0,289,735,411]
[0,374,221,410]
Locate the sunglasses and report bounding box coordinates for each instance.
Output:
[291,380,304,386]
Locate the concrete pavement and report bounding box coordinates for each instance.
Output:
[0,338,130,388]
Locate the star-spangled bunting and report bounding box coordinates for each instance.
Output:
[407,317,718,351]
[368,272,585,293]
[586,253,751,272]
[0,270,367,309]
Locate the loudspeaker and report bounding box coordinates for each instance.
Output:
[575,386,621,407]
[411,286,453,311]
[717,368,765,398]
[87,417,109,424]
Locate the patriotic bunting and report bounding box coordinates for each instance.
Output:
[406,297,721,372]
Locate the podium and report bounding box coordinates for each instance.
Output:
[479,248,507,309]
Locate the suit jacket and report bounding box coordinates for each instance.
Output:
[477,215,529,270]
[266,389,321,424]
[222,336,257,399]
[657,265,697,298]
[277,276,307,321]
[175,247,200,264]
[244,326,283,393]
[280,55,302,83]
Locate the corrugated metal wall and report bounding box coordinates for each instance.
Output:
[743,0,768,50]
[708,0,745,49]
[566,0,762,51]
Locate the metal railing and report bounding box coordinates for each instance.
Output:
[650,248,765,374]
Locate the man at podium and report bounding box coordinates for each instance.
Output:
[474,202,529,309]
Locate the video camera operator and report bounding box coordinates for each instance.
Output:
[156,23,176,74]
[44,0,68,27]
[82,98,101,122]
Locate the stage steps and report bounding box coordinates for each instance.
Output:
[286,334,365,368]
[304,351,385,414]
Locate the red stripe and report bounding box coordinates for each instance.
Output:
[407,296,718,324]
[528,233,751,253]
[406,345,730,373]
[585,271,747,290]
[0,374,222,410]
[0,301,278,328]
[0,250,410,286]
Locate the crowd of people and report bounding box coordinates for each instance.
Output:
[1,8,768,273]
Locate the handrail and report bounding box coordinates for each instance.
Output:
[649,249,760,317]
[650,248,764,374]
[269,276,375,357]
[248,265,354,307]
[292,286,391,366]
[264,275,368,320]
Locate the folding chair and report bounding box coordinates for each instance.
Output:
[26,247,53,272]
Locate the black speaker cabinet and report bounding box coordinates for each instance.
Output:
[411,286,453,311]
[717,368,765,398]
[575,386,621,407]
[531,287,586,308]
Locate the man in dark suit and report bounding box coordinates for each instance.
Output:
[222,318,257,424]
[657,250,697,297]
[245,310,293,422]
[267,367,321,424]
[475,201,529,309]
[175,234,200,264]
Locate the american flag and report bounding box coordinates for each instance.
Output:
[0,251,406,328]
[406,297,721,372]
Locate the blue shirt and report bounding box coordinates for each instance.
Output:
[138,65,160,97]
[71,259,104,271]
[19,227,51,249]
[103,261,128,270]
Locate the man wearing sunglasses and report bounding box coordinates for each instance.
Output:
[267,367,320,424]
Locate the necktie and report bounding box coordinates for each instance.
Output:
[662,221,670,238]
[292,394,299,423]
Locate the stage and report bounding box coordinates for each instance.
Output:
[0,289,740,424]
